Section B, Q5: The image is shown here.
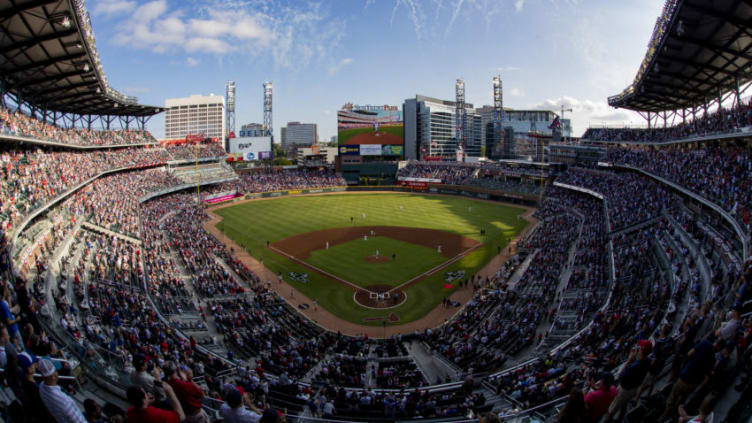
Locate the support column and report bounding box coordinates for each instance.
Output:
[647,111,651,129]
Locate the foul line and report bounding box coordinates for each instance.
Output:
[267,243,482,296]
[387,243,482,294]
[267,245,368,293]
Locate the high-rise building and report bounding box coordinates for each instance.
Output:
[164,94,225,140]
[281,122,317,152]
[239,123,265,137]
[403,95,481,160]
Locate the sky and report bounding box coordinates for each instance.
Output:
[89,0,665,141]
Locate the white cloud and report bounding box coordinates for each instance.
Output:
[109,0,344,68]
[514,0,526,12]
[92,0,136,16]
[528,96,642,136]
[328,58,353,75]
[391,0,425,41]
[185,57,200,67]
[509,87,523,97]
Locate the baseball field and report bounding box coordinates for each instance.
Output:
[212,193,528,326]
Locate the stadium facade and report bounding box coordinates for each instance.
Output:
[164,94,226,140]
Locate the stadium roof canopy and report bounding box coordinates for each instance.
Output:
[0,0,163,118]
[608,0,752,113]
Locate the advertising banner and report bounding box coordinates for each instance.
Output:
[360,144,382,156]
[398,180,429,190]
[258,151,273,160]
[228,136,272,161]
[382,145,403,156]
[311,145,321,155]
[338,145,360,156]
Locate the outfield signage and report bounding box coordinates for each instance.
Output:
[398,177,442,184]
[382,145,403,156]
[339,145,360,156]
[397,180,428,190]
[360,144,382,156]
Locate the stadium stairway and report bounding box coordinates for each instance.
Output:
[409,341,459,384]
[503,249,538,291]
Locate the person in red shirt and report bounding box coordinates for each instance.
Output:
[126,382,185,423]
[166,362,210,423]
[585,372,618,423]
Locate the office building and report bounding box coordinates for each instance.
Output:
[281,122,317,153]
[239,123,265,137]
[164,94,225,140]
[403,95,482,160]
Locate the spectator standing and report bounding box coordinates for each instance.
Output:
[126,383,185,423]
[584,372,617,422]
[0,285,22,348]
[166,362,210,423]
[220,388,262,423]
[604,340,651,422]
[659,337,715,421]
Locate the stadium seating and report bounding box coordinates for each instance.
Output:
[1,127,750,423]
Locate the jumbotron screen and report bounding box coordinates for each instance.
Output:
[337,103,403,156]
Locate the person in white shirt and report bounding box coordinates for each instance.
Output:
[37,358,88,423]
[220,388,262,423]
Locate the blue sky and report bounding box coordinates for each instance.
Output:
[90,0,664,140]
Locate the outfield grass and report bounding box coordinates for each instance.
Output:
[338,125,403,144]
[214,193,528,326]
[306,236,447,288]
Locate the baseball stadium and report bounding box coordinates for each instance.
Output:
[0,1,750,423]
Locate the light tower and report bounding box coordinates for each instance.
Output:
[492,75,504,158]
[263,81,273,141]
[455,78,466,162]
[225,81,236,139]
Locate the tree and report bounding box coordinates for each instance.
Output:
[272,143,286,159]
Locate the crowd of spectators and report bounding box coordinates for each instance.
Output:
[461,176,544,196]
[556,167,668,230]
[0,105,156,146]
[1,120,751,423]
[0,145,172,238]
[607,146,752,233]
[583,100,752,143]
[165,143,228,161]
[234,168,345,193]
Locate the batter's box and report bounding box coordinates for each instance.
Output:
[369,292,378,299]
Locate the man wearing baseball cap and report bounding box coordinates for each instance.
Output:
[18,352,54,423]
[604,339,652,422]
[37,358,88,423]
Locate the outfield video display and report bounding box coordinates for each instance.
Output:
[337,104,404,150]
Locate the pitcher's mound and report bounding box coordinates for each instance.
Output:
[365,255,389,263]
